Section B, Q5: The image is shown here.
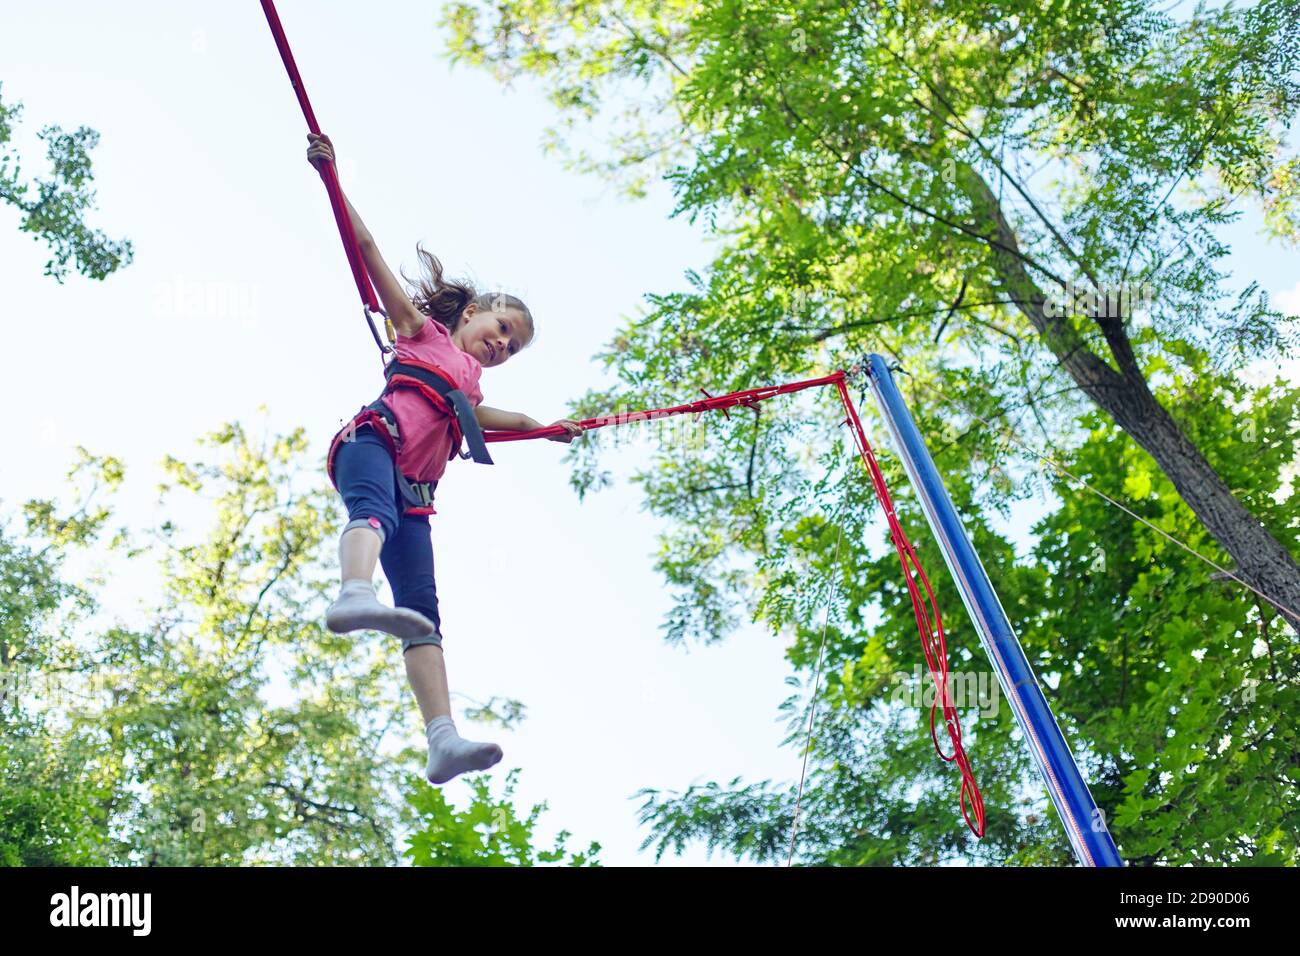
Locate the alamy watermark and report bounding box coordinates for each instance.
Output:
[583,405,710,453]
[1043,277,1155,320]
[889,664,1000,718]
[151,275,261,327]
[49,886,151,936]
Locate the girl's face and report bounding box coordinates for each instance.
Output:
[452,304,532,368]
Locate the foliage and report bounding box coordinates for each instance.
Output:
[629,362,1299,865]
[0,456,115,866]
[443,0,1300,863]
[0,82,133,281]
[1028,360,1300,864]
[404,768,601,866]
[0,422,586,866]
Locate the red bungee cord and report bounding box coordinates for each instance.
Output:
[487,369,986,837]
[260,0,393,353]
[833,378,986,837]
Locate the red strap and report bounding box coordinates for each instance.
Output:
[382,382,465,459]
[325,409,395,489]
[482,372,846,443]
[260,0,380,316]
[835,379,985,837]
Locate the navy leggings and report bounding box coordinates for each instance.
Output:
[333,426,442,649]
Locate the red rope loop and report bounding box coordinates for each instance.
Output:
[835,380,986,838]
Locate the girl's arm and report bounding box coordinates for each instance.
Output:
[344,195,426,338]
[475,406,583,443]
[307,134,426,337]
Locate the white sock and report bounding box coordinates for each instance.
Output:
[325,579,435,640]
[425,715,503,785]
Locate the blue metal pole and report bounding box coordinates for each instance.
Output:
[864,355,1123,867]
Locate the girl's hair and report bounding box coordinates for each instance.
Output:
[404,243,535,340]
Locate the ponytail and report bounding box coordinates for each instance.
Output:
[403,243,536,340]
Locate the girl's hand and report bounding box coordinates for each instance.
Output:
[307,132,335,172]
[546,420,584,443]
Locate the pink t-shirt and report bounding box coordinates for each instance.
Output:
[384,317,484,483]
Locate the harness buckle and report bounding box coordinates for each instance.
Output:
[412,481,435,507]
[394,470,438,510]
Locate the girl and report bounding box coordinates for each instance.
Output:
[307,133,583,786]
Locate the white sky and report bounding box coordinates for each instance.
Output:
[1,2,1295,867]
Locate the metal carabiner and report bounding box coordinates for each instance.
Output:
[364,305,395,356]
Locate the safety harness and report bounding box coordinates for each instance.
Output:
[327,358,494,516]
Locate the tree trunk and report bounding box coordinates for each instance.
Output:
[962,164,1300,634]
[1075,364,1300,634]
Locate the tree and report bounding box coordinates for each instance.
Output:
[633,357,1299,864]
[0,502,112,866]
[442,0,1300,631]
[438,0,1300,862]
[0,81,132,281]
[404,768,602,865]
[0,424,595,866]
[1027,356,1299,864]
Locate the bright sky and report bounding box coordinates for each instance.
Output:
[1,2,1295,867]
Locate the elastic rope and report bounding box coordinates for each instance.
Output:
[482,372,847,443]
[260,0,389,345]
[835,379,985,837]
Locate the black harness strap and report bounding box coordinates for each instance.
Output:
[383,361,494,465]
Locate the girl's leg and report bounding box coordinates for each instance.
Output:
[326,430,436,639]
[382,512,502,784]
[379,511,451,721]
[333,432,392,592]
[403,644,451,724]
[339,522,382,581]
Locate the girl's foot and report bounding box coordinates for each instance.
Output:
[425,716,503,785]
[326,580,435,640]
